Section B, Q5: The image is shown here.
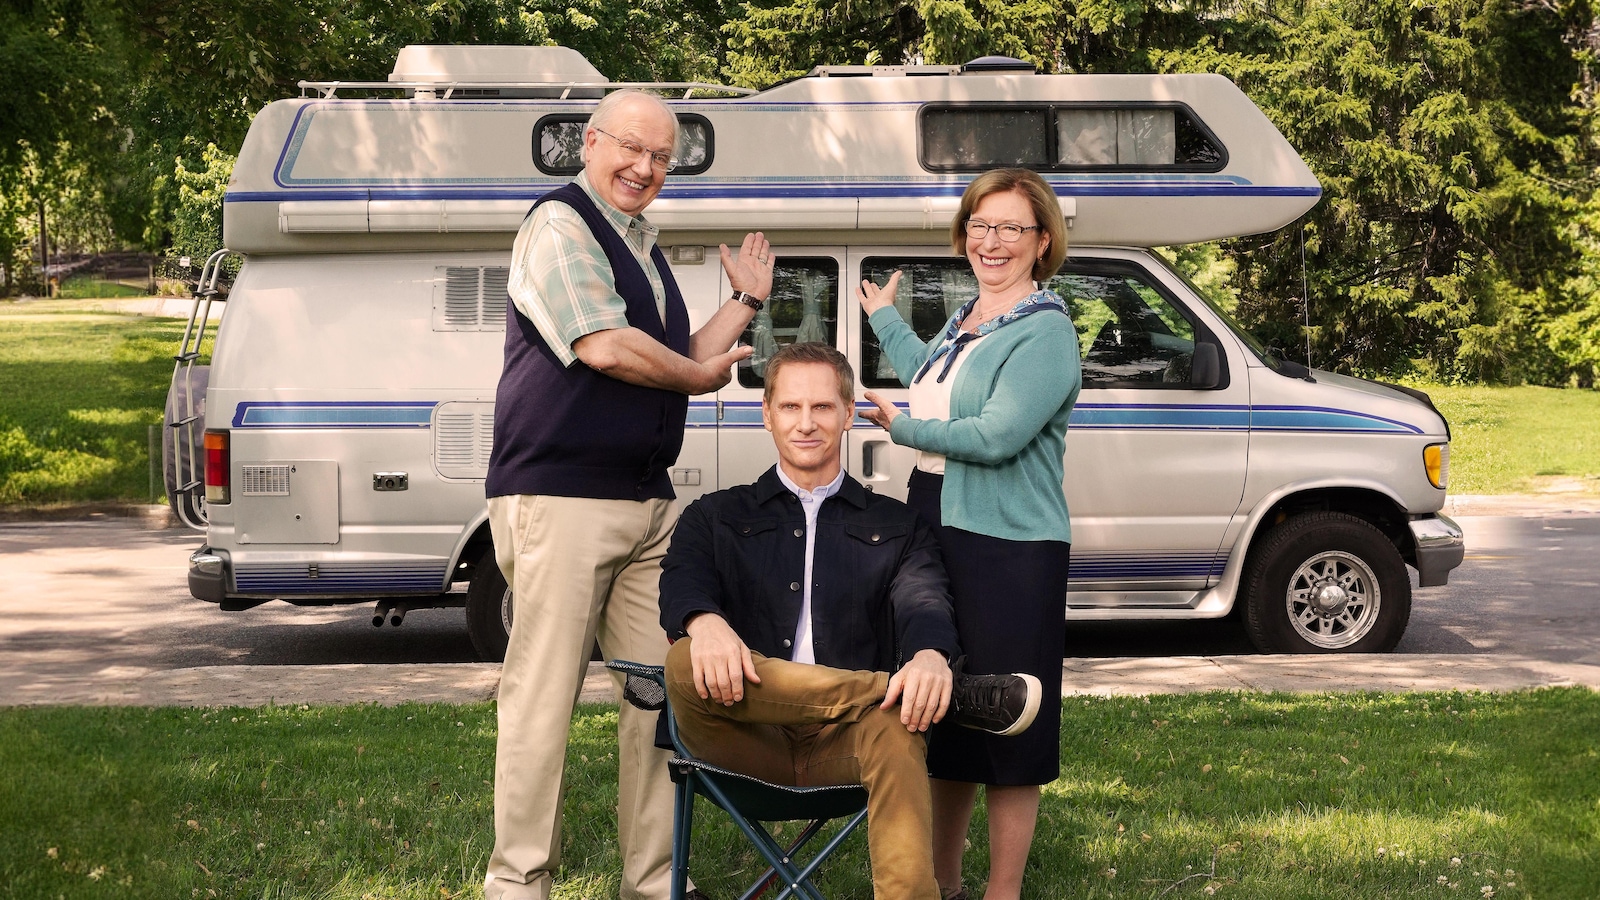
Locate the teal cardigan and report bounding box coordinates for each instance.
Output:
[869,303,1081,543]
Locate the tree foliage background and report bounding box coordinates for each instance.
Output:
[4,0,1600,385]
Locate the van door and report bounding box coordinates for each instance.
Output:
[1051,256,1248,605]
[717,250,847,488]
[850,250,1248,606]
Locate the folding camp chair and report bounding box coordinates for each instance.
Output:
[607,659,870,900]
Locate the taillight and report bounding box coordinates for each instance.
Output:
[204,430,230,504]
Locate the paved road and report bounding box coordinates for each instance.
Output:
[1066,514,1600,664]
[1,505,1597,706]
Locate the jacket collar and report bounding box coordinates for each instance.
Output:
[755,466,869,509]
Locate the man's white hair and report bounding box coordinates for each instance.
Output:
[582,89,679,163]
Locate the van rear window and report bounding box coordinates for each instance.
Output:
[919,103,1225,172]
[533,113,713,176]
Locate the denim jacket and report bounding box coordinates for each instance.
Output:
[659,467,960,672]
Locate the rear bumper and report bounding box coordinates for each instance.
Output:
[1409,514,1465,587]
[187,547,229,603]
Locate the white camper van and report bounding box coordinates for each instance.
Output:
[170,45,1464,660]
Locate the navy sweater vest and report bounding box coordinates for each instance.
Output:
[486,184,691,501]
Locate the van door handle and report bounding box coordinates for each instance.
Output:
[861,440,886,478]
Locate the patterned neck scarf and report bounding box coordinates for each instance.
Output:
[911,288,1067,384]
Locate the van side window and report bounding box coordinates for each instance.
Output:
[1050,268,1220,389]
[737,258,839,388]
[858,258,978,389]
[920,103,1225,172]
[533,114,714,176]
[920,107,1051,170]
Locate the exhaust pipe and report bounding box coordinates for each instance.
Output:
[389,603,408,627]
[372,599,394,627]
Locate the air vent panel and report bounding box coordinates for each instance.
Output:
[241,464,292,496]
[432,266,512,331]
[433,401,496,480]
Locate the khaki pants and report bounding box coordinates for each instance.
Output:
[665,640,941,900]
[485,494,679,900]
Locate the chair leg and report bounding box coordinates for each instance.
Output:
[745,819,824,900]
[672,776,695,900]
[696,777,828,900]
[783,809,868,900]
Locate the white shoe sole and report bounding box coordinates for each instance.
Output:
[992,672,1042,737]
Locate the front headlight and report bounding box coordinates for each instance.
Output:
[1424,443,1449,489]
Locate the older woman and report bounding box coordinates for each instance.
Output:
[858,167,1080,900]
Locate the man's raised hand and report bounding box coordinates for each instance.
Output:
[721,232,775,300]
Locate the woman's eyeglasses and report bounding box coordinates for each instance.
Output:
[963,219,1041,242]
[593,127,679,172]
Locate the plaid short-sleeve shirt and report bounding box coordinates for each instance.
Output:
[507,172,668,367]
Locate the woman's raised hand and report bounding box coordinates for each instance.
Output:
[860,390,903,430]
[856,270,903,315]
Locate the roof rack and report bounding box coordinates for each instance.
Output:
[805,64,963,78]
[296,80,757,100]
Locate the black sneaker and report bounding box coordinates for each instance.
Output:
[948,659,1041,737]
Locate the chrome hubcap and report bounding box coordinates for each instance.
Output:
[1286,551,1380,649]
[500,587,514,635]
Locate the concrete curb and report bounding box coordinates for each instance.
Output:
[8,655,1596,709]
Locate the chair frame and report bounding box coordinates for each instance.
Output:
[607,659,870,900]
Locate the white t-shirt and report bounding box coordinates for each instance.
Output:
[909,332,987,475]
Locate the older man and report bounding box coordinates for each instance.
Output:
[659,343,1041,900]
[484,89,773,900]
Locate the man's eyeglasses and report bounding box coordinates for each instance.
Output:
[593,127,679,172]
[963,219,1041,243]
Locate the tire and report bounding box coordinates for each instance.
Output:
[1242,511,1411,653]
[466,546,512,663]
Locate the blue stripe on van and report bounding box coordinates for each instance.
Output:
[233,401,435,428]
[1071,403,1251,430]
[227,183,1322,202]
[1069,551,1228,580]
[838,402,1418,434]
[225,400,1418,435]
[1250,404,1423,434]
[687,401,718,427]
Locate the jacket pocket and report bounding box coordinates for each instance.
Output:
[724,517,781,539]
[842,523,910,546]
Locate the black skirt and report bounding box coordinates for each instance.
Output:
[908,468,1070,786]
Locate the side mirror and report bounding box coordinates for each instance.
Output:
[1190,342,1221,389]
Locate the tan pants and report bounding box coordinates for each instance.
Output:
[485,494,680,900]
[665,640,941,900]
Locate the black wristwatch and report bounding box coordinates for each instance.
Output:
[731,291,764,312]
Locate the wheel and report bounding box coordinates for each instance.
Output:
[466,546,512,662]
[1241,511,1411,653]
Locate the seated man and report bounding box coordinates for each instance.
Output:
[658,341,1041,900]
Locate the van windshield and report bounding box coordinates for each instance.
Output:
[1149,254,1281,371]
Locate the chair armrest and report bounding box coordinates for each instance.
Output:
[607,659,667,711]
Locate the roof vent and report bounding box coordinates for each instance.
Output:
[389,45,608,98]
[961,56,1037,75]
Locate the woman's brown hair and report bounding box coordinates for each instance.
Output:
[950,168,1069,283]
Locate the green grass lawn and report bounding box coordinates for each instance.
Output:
[0,304,202,507]
[56,275,152,299]
[1421,385,1600,495]
[2,690,1596,899]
